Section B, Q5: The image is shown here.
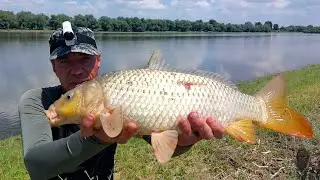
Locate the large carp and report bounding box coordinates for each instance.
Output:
[45,50,313,164]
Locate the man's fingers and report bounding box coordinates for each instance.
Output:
[187,112,201,132]
[121,122,137,138]
[80,115,95,137]
[187,112,210,138]
[206,117,225,139]
[178,132,199,146]
[81,115,95,128]
[187,112,200,124]
[113,122,137,144]
[178,118,192,135]
[92,122,137,144]
[188,112,224,140]
[198,123,214,140]
[190,117,214,140]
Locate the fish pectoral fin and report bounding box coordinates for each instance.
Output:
[151,130,178,164]
[99,107,124,138]
[226,118,256,144]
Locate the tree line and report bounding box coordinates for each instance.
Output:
[1,10,319,33]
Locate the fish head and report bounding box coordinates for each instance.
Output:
[46,79,105,126]
[55,87,83,116]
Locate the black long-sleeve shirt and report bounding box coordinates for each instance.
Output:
[19,85,192,180]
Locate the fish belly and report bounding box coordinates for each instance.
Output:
[99,69,265,134]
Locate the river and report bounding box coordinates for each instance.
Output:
[0,31,319,139]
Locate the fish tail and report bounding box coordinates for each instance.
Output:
[255,73,313,138]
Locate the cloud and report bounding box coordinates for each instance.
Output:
[64,0,78,5]
[269,0,291,8]
[171,0,214,8]
[117,0,166,10]
[244,0,291,9]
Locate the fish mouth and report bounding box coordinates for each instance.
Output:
[45,104,61,127]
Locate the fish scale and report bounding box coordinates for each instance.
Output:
[97,68,263,132]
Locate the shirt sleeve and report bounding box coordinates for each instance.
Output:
[19,89,112,180]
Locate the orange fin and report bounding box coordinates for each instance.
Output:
[99,107,124,138]
[226,119,256,144]
[151,130,178,164]
[255,73,313,138]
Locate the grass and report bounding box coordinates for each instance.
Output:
[0,136,28,179]
[1,64,319,180]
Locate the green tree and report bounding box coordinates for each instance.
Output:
[32,13,49,30]
[16,11,34,29]
[85,14,98,30]
[264,21,273,29]
[165,20,175,31]
[99,16,113,31]
[255,22,262,26]
[2,10,320,33]
[175,20,192,32]
[203,23,214,32]
[73,14,87,27]
[48,14,72,29]
[244,22,255,32]
[0,10,17,29]
[130,17,147,32]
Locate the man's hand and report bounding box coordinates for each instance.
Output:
[79,112,224,146]
[80,115,137,144]
[177,112,225,146]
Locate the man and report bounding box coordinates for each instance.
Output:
[19,25,225,180]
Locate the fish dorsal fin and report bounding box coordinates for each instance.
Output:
[181,68,238,90]
[146,50,237,90]
[146,50,170,70]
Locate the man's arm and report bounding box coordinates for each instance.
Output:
[19,89,111,180]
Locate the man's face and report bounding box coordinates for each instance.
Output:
[52,52,101,91]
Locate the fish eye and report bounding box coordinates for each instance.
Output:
[66,93,73,100]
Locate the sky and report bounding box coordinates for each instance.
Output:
[0,0,319,27]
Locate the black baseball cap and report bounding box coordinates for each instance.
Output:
[48,26,100,60]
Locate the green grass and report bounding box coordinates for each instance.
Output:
[0,136,28,179]
[1,64,319,180]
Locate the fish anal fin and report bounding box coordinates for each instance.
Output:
[255,73,313,138]
[226,118,256,144]
[99,107,124,138]
[151,130,178,164]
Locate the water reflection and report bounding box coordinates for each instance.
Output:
[0,32,319,139]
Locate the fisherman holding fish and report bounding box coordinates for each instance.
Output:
[18,22,226,180]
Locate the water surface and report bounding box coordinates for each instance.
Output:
[1,32,319,139]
